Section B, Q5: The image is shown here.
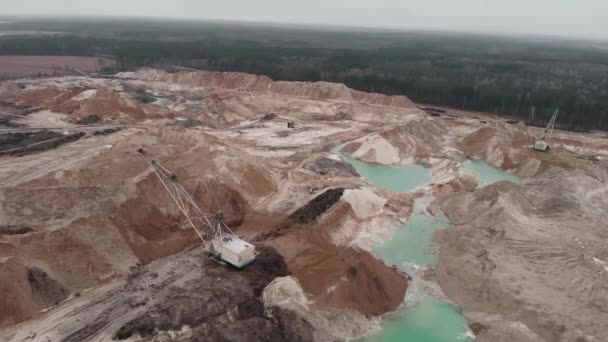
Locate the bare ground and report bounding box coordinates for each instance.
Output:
[0,68,606,341]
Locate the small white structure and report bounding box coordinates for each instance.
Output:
[211,235,258,268]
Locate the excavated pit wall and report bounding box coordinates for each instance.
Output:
[118,68,417,108]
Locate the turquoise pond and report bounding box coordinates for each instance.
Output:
[333,145,520,342]
[373,197,449,267]
[359,296,471,342]
[463,160,520,188]
[331,146,432,193]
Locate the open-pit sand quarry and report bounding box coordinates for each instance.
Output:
[0,68,607,342]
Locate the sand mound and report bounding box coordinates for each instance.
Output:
[437,174,608,342]
[119,68,416,108]
[380,119,450,163]
[341,188,386,220]
[258,188,408,317]
[3,86,173,122]
[342,133,401,165]
[263,276,380,341]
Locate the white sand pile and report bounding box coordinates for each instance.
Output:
[70,89,98,101]
[341,188,386,220]
[343,133,401,165]
[263,276,380,342]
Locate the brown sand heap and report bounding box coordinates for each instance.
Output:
[380,119,450,162]
[2,86,173,122]
[436,172,608,342]
[120,68,416,108]
[260,188,408,317]
[340,119,449,165]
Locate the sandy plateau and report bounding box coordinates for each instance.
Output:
[0,68,607,342]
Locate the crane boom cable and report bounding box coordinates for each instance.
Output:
[140,151,207,244]
[135,148,258,268]
[175,182,215,218]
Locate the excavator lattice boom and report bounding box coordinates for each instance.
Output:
[137,148,258,268]
[534,107,559,152]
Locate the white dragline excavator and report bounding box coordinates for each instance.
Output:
[137,148,258,268]
[534,107,559,152]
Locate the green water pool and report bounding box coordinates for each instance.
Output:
[333,146,519,342]
[463,160,520,187]
[333,145,470,342]
[359,296,472,342]
[373,197,449,267]
[331,146,432,193]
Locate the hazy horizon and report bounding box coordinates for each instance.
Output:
[1,0,607,41]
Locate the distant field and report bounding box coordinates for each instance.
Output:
[0,56,115,79]
[0,16,606,130]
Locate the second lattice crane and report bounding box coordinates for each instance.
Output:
[137,148,258,268]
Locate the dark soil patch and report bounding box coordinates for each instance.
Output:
[260,113,277,121]
[419,107,447,114]
[0,225,33,235]
[174,118,203,127]
[287,188,345,224]
[114,320,155,340]
[27,267,70,307]
[0,116,22,128]
[304,157,359,178]
[71,114,103,125]
[92,128,121,136]
[208,317,285,342]
[0,131,85,156]
[134,89,157,104]
[256,188,345,241]
[109,246,291,341]
[469,322,488,335]
[310,112,352,121]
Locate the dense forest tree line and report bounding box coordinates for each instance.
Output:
[1,24,607,131]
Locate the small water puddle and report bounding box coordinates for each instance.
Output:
[463,160,520,187]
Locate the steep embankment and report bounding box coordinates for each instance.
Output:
[0,245,301,342]
[456,122,581,177]
[436,169,608,342]
[341,118,450,165]
[0,86,174,122]
[118,68,416,108]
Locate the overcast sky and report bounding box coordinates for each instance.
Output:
[2,0,607,40]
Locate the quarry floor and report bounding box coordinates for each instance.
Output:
[0,69,607,342]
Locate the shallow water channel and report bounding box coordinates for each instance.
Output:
[333,146,520,342]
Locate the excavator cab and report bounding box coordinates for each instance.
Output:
[534,139,549,151]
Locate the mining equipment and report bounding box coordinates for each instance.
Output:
[534,107,559,152]
[137,148,258,268]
